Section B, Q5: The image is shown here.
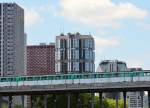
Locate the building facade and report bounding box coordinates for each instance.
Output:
[128,92,144,108]
[97,60,127,99]
[27,43,55,108]
[0,3,25,76]
[55,33,95,74]
[27,43,55,75]
[0,3,26,107]
[97,60,127,72]
[127,68,144,108]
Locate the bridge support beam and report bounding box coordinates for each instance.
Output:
[67,93,71,108]
[21,95,24,108]
[148,91,150,108]
[90,92,94,108]
[8,96,12,108]
[77,93,81,108]
[44,95,48,108]
[123,91,126,108]
[31,95,34,108]
[116,92,118,108]
[99,92,102,108]
[53,94,57,108]
[0,97,1,108]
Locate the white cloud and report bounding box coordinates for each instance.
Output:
[57,0,148,28]
[95,37,119,46]
[24,7,42,27]
[94,36,120,68]
[94,36,120,55]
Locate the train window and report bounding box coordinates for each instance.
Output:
[61,75,65,79]
[34,77,40,81]
[55,76,61,80]
[83,74,88,79]
[94,74,98,78]
[41,76,47,80]
[73,75,77,79]
[9,77,15,81]
[51,76,54,80]
[74,75,77,79]
[47,76,52,80]
[66,75,74,79]
[76,75,81,79]
[67,75,71,79]
[96,74,99,78]
[79,75,82,79]
[1,78,7,82]
[20,77,26,81]
[27,77,33,81]
[101,73,105,78]
[60,75,64,80]
[7,78,13,82]
[91,74,95,78]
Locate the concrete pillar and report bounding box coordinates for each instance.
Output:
[67,94,71,108]
[21,95,24,108]
[0,96,2,108]
[116,92,118,108]
[31,95,34,108]
[44,95,48,108]
[99,92,102,108]
[90,93,94,108]
[123,91,126,108]
[148,91,150,108]
[8,96,12,108]
[76,94,81,108]
[53,94,57,108]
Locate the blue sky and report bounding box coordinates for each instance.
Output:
[1,0,150,69]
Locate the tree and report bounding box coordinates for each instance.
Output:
[32,93,128,108]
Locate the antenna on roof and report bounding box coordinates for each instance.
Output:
[59,25,65,35]
[59,25,62,34]
[62,26,65,34]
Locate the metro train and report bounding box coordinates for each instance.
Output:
[0,71,150,87]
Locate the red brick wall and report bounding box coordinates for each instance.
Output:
[27,45,55,75]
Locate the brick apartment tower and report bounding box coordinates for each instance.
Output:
[27,43,55,75]
[27,43,55,108]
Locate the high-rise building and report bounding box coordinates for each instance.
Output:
[55,32,95,74]
[97,60,127,99]
[27,43,55,75]
[0,3,26,107]
[0,3,25,76]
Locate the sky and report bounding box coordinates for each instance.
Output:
[1,0,150,70]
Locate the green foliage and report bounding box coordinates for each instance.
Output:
[1,104,8,108]
[31,94,127,108]
[14,104,23,108]
[103,99,116,108]
[32,95,44,108]
[103,98,128,108]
